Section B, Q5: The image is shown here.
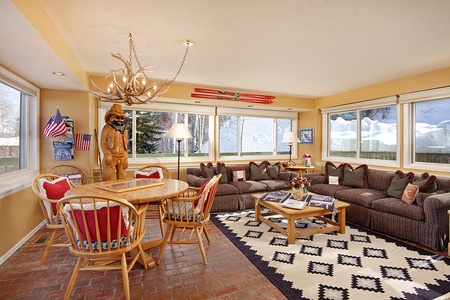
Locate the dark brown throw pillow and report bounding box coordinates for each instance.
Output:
[324,161,343,184]
[216,162,228,183]
[200,162,216,178]
[387,170,415,198]
[341,163,369,188]
[413,172,437,193]
[268,162,282,180]
[249,161,270,180]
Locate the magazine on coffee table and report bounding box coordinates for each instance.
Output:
[260,191,292,202]
[281,198,308,210]
[305,194,335,211]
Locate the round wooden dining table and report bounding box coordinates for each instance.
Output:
[65,178,189,268]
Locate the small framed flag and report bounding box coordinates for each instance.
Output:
[75,134,91,151]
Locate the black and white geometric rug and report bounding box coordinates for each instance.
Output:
[211,210,450,300]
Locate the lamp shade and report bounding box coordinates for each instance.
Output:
[282,132,299,144]
[165,123,193,140]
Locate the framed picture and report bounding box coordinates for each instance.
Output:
[299,128,314,144]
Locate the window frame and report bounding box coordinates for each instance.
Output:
[401,87,450,172]
[0,66,39,197]
[321,96,400,167]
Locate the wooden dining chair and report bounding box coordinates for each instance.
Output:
[157,174,221,265]
[134,165,171,237]
[32,174,75,266]
[56,195,147,300]
[47,164,100,186]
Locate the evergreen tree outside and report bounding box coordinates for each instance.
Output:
[126,111,165,154]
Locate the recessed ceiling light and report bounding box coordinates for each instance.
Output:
[52,72,66,76]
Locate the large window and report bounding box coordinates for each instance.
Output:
[99,103,213,163]
[217,108,296,159]
[322,97,398,165]
[401,88,450,170]
[0,66,39,195]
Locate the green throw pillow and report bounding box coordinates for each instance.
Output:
[249,161,270,180]
[341,164,368,188]
[387,170,415,198]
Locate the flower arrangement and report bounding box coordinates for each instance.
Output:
[290,176,311,190]
[303,153,312,158]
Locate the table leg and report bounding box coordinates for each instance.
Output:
[287,216,296,244]
[255,198,260,221]
[338,207,346,234]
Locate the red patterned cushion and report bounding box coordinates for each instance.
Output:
[401,183,419,204]
[232,166,247,182]
[194,179,211,206]
[134,169,161,179]
[73,205,128,241]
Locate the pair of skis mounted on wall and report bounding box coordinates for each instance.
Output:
[191,88,275,104]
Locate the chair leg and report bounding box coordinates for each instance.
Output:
[195,226,207,264]
[40,229,57,266]
[157,224,174,264]
[157,204,165,237]
[64,257,84,300]
[203,226,211,244]
[121,253,131,300]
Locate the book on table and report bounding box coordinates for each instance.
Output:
[281,198,308,210]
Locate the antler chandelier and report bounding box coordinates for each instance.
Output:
[89,33,193,106]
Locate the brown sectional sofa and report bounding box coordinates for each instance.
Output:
[305,163,450,250]
[186,162,298,213]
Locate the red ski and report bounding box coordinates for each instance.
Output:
[191,93,273,104]
[194,88,275,100]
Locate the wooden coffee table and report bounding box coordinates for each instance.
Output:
[253,193,350,244]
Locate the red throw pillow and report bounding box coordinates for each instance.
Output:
[135,171,160,179]
[73,205,128,241]
[42,177,71,215]
[194,179,210,206]
[232,166,246,182]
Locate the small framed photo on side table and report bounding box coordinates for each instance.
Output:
[299,128,314,144]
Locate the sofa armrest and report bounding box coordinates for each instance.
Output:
[423,193,450,235]
[186,174,208,188]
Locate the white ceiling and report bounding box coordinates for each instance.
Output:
[2,0,450,99]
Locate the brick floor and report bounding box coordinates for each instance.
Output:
[0,218,287,300]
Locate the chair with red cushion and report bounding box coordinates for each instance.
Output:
[48,164,100,185]
[32,174,75,265]
[157,174,221,265]
[134,165,171,237]
[56,195,147,300]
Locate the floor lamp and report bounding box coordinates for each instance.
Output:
[282,132,299,166]
[165,123,192,180]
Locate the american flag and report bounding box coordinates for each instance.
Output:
[75,134,91,151]
[43,107,67,137]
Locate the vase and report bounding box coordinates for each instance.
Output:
[305,158,311,167]
[291,188,305,200]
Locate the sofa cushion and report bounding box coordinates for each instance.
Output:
[401,183,419,204]
[216,162,229,183]
[260,179,290,191]
[341,163,369,188]
[367,169,395,191]
[371,198,425,221]
[308,183,351,197]
[324,161,343,184]
[215,183,239,196]
[268,162,282,180]
[200,162,216,178]
[335,188,387,208]
[413,172,437,193]
[228,180,268,193]
[387,170,414,198]
[249,161,270,180]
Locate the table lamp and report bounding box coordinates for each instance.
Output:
[165,123,193,179]
[282,132,299,166]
